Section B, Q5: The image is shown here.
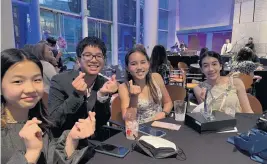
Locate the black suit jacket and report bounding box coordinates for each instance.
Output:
[48,70,111,138]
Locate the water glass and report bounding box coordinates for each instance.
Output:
[201,97,215,121]
[125,120,138,140]
[125,108,138,140]
[174,100,187,121]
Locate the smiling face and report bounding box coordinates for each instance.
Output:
[127,51,150,80]
[78,45,105,75]
[200,56,222,81]
[1,60,44,110]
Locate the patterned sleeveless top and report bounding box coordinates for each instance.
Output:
[136,82,163,124]
[200,76,241,117]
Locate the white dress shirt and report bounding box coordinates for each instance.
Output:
[221,43,232,55]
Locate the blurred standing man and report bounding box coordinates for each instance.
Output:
[48,36,119,139]
[46,37,63,71]
[221,39,232,55]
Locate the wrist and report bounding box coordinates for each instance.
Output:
[162,111,169,118]
[65,134,79,158]
[99,90,108,97]
[25,150,41,164]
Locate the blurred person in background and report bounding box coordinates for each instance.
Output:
[150,45,171,84]
[220,39,232,55]
[46,37,64,71]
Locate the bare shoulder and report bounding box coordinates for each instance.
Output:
[118,83,128,92]
[232,77,245,90]
[151,72,162,80]
[151,72,164,86]
[232,77,243,86]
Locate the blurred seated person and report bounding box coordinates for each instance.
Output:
[220,39,232,55]
[150,45,171,84]
[1,48,96,164]
[231,47,262,80]
[180,43,187,52]
[170,42,179,52]
[245,37,256,52]
[46,37,64,71]
[119,47,173,124]
[193,51,253,117]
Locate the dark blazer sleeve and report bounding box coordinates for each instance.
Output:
[41,131,94,164]
[51,131,94,164]
[6,151,28,164]
[93,76,111,131]
[48,73,84,127]
[95,97,111,130]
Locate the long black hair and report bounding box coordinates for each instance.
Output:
[125,47,160,104]
[199,51,225,75]
[150,45,168,72]
[1,48,53,131]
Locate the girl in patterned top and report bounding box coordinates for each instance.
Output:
[1,49,96,164]
[118,47,173,124]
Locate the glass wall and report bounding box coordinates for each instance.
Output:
[140,0,144,44]
[118,0,136,25]
[158,10,168,30]
[87,0,112,21]
[39,0,81,14]
[158,31,168,48]
[61,15,82,53]
[88,20,112,65]
[12,2,30,48]
[40,10,82,53]
[158,0,169,48]
[40,10,58,38]
[16,0,146,68]
[159,0,168,9]
[118,0,137,67]
[40,0,112,65]
[118,25,136,66]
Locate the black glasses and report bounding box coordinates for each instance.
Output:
[81,53,104,61]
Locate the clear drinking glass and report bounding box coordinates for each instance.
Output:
[174,100,187,121]
[201,96,215,121]
[125,108,138,140]
[125,120,138,140]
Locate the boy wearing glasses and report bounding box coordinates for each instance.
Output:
[48,37,118,139]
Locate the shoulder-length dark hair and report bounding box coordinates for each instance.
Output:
[150,45,168,72]
[1,48,53,131]
[199,51,225,75]
[125,47,160,104]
